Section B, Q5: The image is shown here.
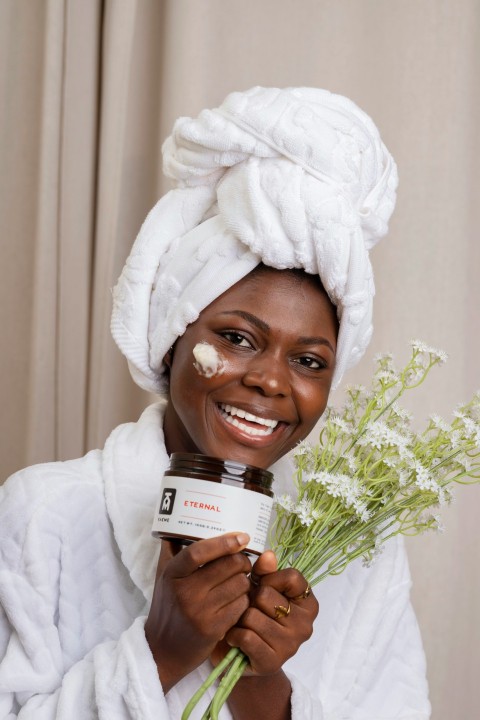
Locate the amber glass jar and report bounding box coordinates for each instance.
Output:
[151,453,274,555]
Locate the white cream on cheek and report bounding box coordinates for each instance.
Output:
[193,342,225,378]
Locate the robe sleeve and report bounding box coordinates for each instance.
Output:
[302,537,431,720]
[335,539,430,719]
[0,465,172,720]
[0,613,169,719]
[288,675,326,718]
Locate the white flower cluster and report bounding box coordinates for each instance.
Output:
[275,493,295,513]
[454,411,480,445]
[357,420,410,452]
[410,339,448,364]
[274,494,318,527]
[391,402,413,426]
[271,343,479,588]
[329,415,351,433]
[312,471,370,522]
[295,497,317,526]
[429,414,450,432]
[408,459,440,493]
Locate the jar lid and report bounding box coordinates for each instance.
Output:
[169,452,274,488]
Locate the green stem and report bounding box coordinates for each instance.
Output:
[208,653,249,719]
[181,647,239,720]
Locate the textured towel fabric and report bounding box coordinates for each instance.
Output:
[111,87,398,394]
[0,404,430,718]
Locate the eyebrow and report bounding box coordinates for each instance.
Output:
[220,310,270,333]
[297,336,336,354]
[219,311,336,354]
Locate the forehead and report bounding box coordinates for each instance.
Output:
[210,266,331,305]
[199,267,338,337]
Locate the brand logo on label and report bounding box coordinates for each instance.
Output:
[159,488,176,515]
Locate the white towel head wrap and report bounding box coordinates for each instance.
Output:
[111,86,398,394]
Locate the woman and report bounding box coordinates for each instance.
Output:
[0,87,430,719]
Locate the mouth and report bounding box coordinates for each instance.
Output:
[217,403,280,437]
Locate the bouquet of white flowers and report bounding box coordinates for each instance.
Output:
[183,341,480,719]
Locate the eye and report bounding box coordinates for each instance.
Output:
[220,331,253,349]
[293,355,327,370]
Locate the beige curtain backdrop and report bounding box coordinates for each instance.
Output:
[1,1,479,717]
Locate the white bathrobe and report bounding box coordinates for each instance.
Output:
[0,402,430,719]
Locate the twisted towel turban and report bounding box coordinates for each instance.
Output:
[111,86,398,393]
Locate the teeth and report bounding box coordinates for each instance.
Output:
[224,414,274,436]
[218,403,279,435]
[219,403,278,428]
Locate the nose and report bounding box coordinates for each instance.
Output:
[241,355,291,397]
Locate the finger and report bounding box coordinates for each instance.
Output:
[199,552,252,590]
[290,580,313,603]
[208,569,251,611]
[253,578,316,616]
[252,567,310,599]
[250,581,318,627]
[251,585,295,622]
[165,532,250,579]
[236,600,314,653]
[188,591,251,643]
[157,538,184,574]
[251,550,277,579]
[226,616,298,674]
[228,627,279,672]
[227,609,279,654]
[212,591,251,631]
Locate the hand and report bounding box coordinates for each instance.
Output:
[223,551,318,675]
[144,532,252,693]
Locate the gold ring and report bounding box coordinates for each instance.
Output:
[274,602,291,619]
[293,583,312,601]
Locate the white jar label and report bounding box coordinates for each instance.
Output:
[151,475,274,554]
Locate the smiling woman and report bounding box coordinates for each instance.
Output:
[0,87,430,720]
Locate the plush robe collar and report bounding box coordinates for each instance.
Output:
[102,402,169,602]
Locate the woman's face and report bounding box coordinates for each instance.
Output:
[163,267,338,469]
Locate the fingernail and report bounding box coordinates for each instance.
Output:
[235,532,250,547]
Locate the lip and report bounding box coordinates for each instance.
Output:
[214,402,291,447]
[218,403,280,429]
[217,401,292,425]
